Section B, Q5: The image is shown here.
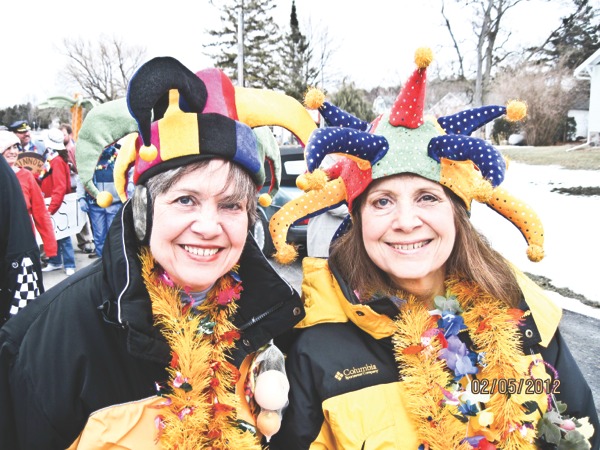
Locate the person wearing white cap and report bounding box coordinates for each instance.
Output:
[40,128,76,276]
[0,131,57,265]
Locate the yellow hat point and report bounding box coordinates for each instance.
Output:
[258,193,272,207]
[296,169,328,192]
[304,88,325,110]
[415,47,434,69]
[96,191,114,208]
[274,243,299,265]
[472,179,494,203]
[296,174,309,191]
[527,244,544,262]
[506,100,527,122]
[139,144,158,162]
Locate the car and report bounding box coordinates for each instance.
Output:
[252,145,308,257]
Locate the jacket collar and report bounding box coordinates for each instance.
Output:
[302,257,561,348]
[100,201,304,366]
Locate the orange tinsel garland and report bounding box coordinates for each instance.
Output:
[393,278,544,450]
[140,247,261,450]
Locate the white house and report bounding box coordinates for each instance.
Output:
[574,47,600,146]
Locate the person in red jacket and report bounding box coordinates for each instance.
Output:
[0,131,57,261]
[40,129,76,276]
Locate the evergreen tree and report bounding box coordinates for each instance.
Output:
[331,81,376,123]
[527,0,600,68]
[279,1,319,102]
[205,0,284,90]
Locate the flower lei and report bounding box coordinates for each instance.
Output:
[140,247,261,450]
[392,278,594,450]
[95,146,118,171]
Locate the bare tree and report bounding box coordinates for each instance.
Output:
[492,61,579,145]
[304,18,338,91]
[61,36,146,103]
[441,0,527,107]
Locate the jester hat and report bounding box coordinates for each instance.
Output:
[270,47,544,264]
[76,56,317,207]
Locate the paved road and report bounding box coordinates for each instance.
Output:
[43,245,600,415]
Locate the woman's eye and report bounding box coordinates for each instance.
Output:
[374,198,391,208]
[419,194,440,203]
[176,196,194,206]
[221,202,243,211]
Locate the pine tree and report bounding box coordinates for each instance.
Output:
[527,0,600,68]
[205,0,284,89]
[279,1,320,102]
[331,81,376,123]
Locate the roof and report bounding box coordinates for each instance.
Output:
[574,47,600,79]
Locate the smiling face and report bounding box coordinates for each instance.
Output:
[360,173,456,299]
[2,144,19,166]
[149,160,251,292]
[15,130,31,146]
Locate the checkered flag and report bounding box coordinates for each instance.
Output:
[9,257,41,317]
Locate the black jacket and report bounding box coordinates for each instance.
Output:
[0,200,304,449]
[0,156,44,326]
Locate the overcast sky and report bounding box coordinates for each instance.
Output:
[1,0,589,109]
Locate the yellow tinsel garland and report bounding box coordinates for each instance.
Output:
[140,247,261,450]
[393,278,541,450]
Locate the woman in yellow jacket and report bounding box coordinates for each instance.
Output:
[268,48,599,450]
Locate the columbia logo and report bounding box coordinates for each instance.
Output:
[334,364,379,381]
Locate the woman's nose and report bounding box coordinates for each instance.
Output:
[190,211,222,238]
[391,204,422,231]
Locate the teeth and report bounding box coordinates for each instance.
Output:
[184,245,218,257]
[392,241,427,251]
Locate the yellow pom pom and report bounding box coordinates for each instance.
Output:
[96,191,114,208]
[258,193,272,207]
[139,144,158,162]
[274,243,298,265]
[527,244,544,262]
[414,47,434,69]
[506,100,527,122]
[472,179,493,203]
[296,169,328,192]
[304,88,325,110]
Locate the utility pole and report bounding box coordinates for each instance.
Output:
[237,4,244,87]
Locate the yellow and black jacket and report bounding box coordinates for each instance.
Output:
[270,257,599,450]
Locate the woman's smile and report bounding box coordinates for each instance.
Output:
[182,244,220,258]
[387,239,432,253]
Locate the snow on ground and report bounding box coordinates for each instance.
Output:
[469,162,600,314]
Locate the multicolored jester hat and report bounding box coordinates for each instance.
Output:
[75,57,318,208]
[270,47,544,265]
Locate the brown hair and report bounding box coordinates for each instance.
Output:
[329,180,522,307]
[59,123,73,135]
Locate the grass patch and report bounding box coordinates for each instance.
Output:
[498,144,600,170]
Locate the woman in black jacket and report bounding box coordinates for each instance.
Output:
[0,56,317,449]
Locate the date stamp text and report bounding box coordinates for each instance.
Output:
[470,378,560,395]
